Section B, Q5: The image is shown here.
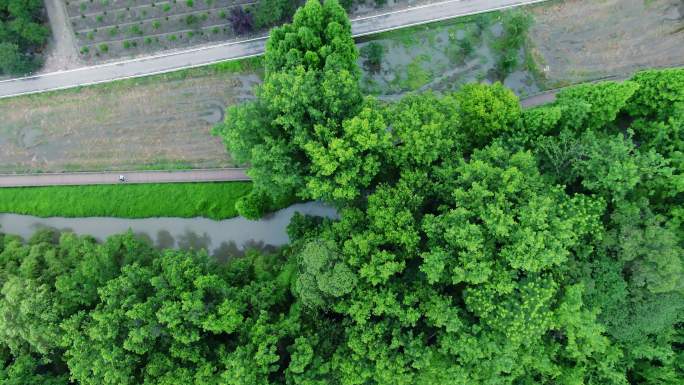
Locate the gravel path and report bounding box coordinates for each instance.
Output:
[0,168,249,187]
[41,0,81,72]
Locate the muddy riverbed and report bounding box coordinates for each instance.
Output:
[0,202,336,259]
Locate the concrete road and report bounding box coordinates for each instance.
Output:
[0,0,547,98]
[0,169,249,187]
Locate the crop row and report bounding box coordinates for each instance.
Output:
[78,22,238,57]
[74,8,240,44]
[65,0,242,18]
[71,2,250,32]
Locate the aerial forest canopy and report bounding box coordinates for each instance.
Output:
[2,0,683,384]
[0,0,49,75]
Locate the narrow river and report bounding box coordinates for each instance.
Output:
[0,202,336,260]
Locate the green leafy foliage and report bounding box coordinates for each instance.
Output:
[454,82,520,149]
[215,0,364,214]
[0,0,49,75]
[1,1,682,383]
[252,0,297,29]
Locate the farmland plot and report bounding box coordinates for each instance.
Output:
[63,0,435,62]
[66,0,258,60]
[0,63,262,173]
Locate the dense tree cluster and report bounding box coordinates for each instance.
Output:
[0,0,49,75]
[2,1,682,384]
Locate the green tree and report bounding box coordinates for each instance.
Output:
[0,0,48,75]
[454,82,520,149]
[0,42,34,75]
[216,0,364,214]
[554,81,639,131]
[626,68,684,120]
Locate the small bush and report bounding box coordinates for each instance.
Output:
[98,43,109,53]
[360,42,384,73]
[186,0,194,7]
[229,7,253,34]
[185,14,198,25]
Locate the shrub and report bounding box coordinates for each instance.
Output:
[253,0,295,29]
[185,14,198,25]
[229,7,253,34]
[186,0,194,6]
[0,42,37,75]
[360,42,384,72]
[98,43,109,52]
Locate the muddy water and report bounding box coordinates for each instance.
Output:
[0,202,336,260]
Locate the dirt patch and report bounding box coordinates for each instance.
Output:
[0,70,260,173]
[528,0,684,87]
[42,0,82,72]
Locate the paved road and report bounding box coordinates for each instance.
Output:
[0,169,249,187]
[0,0,547,98]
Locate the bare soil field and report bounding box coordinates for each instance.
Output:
[528,0,684,87]
[0,65,260,173]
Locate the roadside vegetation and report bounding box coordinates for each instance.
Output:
[0,182,252,219]
[0,1,682,384]
[358,9,538,97]
[0,0,49,75]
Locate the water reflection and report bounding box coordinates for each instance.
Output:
[0,202,336,259]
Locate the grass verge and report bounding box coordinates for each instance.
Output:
[0,182,253,220]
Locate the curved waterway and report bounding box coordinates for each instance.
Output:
[0,202,336,260]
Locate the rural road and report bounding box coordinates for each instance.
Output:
[0,169,249,187]
[0,0,548,98]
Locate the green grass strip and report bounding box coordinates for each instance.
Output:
[0,182,252,220]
